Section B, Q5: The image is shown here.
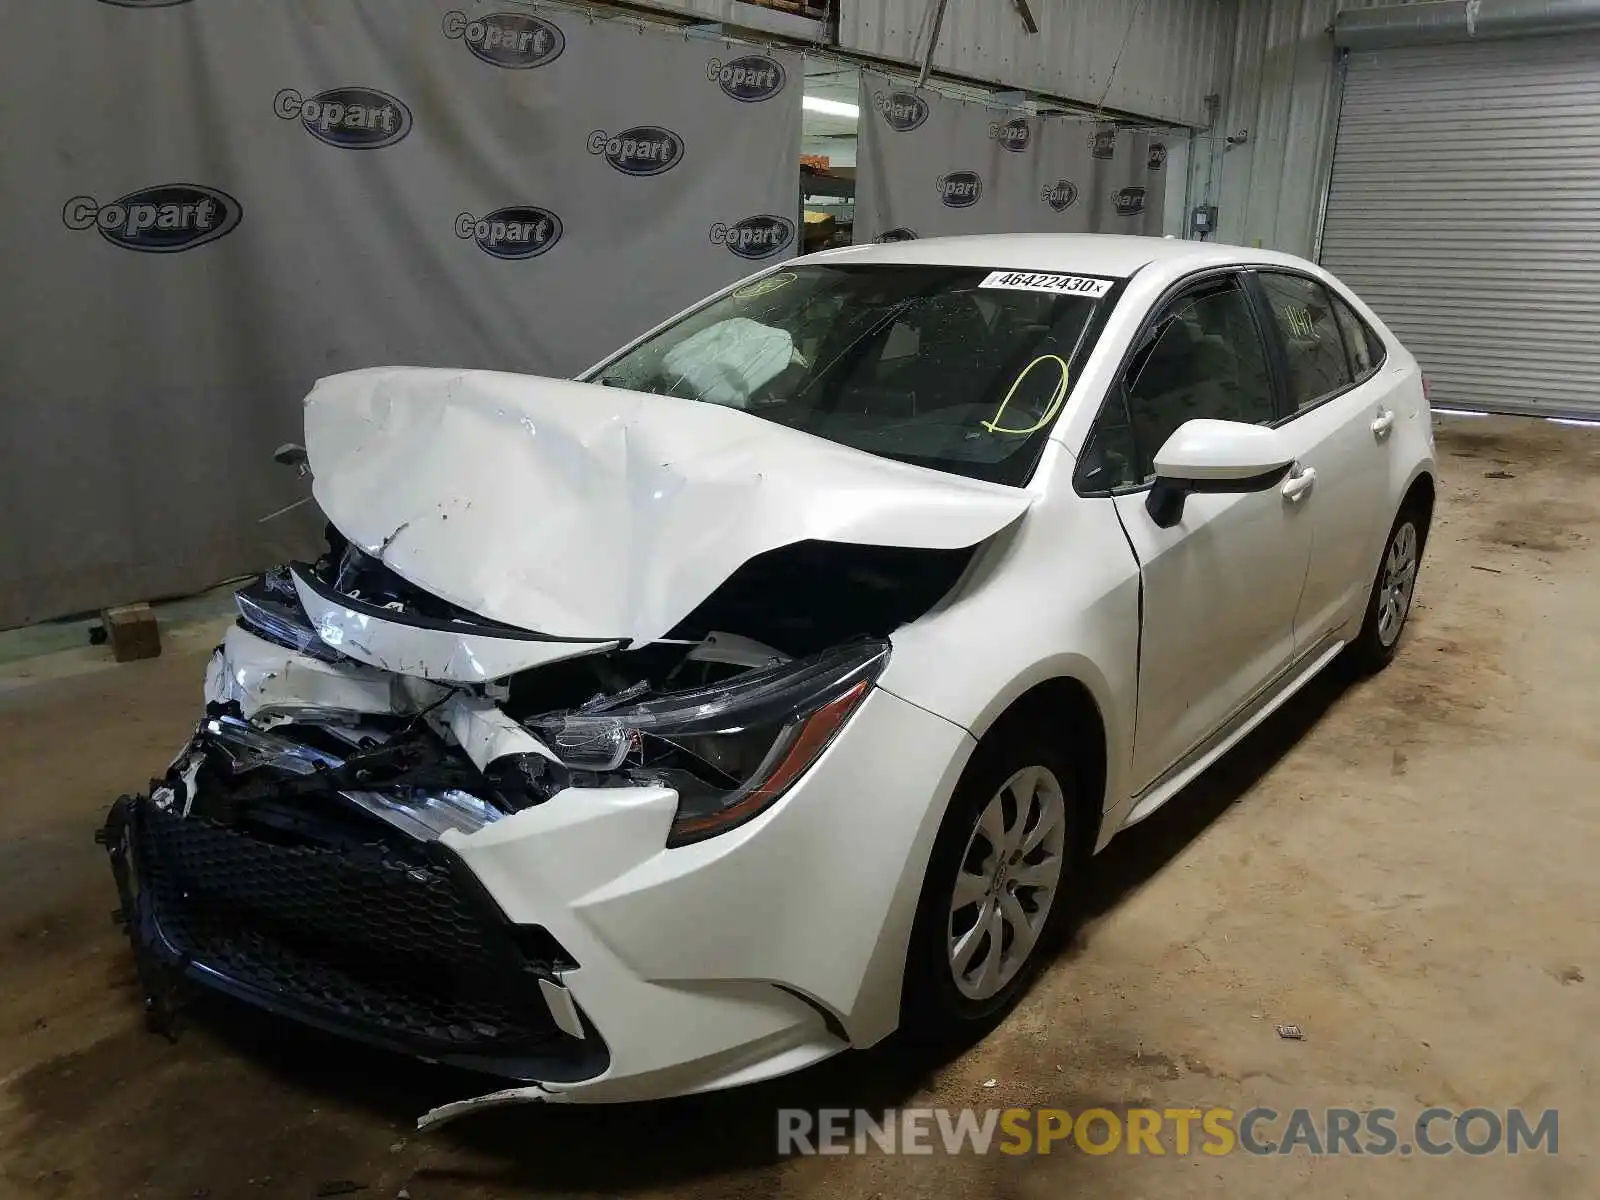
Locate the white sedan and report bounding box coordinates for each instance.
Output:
[101,234,1434,1125]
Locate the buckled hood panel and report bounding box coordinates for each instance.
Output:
[304,367,1034,644]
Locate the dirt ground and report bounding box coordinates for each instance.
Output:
[2,416,1596,1199]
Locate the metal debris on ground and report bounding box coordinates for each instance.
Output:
[315,1183,366,1198]
[1470,564,1504,574]
[981,1078,997,1088]
[1275,1023,1305,1040]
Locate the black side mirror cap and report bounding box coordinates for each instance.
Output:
[1145,462,1293,529]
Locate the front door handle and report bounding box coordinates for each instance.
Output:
[1282,465,1317,503]
[1371,408,1396,438]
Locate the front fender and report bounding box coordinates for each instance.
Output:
[880,490,1141,819]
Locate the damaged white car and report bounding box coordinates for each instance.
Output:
[101,235,1435,1124]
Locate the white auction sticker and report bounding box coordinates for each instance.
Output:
[979,270,1113,298]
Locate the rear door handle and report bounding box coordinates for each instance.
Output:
[1282,465,1317,502]
[1371,408,1396,438]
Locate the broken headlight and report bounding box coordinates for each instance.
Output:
[234,568,341,663]
[532,639,889,846]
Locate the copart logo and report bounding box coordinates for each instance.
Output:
[706,55,786,102]
[1112,186,1147,216]
[587,126,684,177]
[62,184,241,253]
[1148,142,1168,171]
[875,91,928,132]
[441,10,564,69]
[1041,179,1079,212]
[273,86,412,150]
[456,206,562,259]
[1089,129,1117,160]
[936,170,983,208]
[989,118,1030,152]
[710,214,795,260]
[874,227,918,242]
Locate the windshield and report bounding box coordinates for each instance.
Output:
[589,263,1114,485]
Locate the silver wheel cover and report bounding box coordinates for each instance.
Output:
[1377,520,1419,649]
[946,765,1067,1001]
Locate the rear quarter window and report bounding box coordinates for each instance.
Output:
[1330,290,1387,380]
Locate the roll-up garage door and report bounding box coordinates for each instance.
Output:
[1320,37,1600,419]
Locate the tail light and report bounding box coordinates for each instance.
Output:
[1421,374,1432,404]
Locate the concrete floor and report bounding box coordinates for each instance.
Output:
[1,416,1596,1199]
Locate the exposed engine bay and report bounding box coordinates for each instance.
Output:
[187,526,973,843]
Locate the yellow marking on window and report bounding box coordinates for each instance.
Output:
[1284,305,1318,340]
[983,354,1071,436]
[733,272,797,301]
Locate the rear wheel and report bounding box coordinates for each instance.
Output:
[902,729,1082,1037]
[1347,507,1423,673]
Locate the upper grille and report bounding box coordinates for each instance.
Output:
[135,802,562,1053]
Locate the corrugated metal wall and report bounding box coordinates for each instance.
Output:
[1194,0,1341,257]
[829,0,1362,257]
[836,0,1235,128]
[1208,0,1447,258]
[624,0,828,36]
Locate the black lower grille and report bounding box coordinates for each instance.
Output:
[133,801,562,1055]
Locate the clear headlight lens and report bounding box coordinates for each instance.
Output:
[234,569,342,663]
[532,639,890,846]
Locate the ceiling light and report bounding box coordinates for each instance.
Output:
[803,96,859,119]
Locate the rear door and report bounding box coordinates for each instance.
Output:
[1081,272,1314,793]
[1248,271,1395,649]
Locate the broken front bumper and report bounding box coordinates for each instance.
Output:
[100,788,606,1083]
[102,626,976,1107]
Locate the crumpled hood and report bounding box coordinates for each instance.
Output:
[304,367,1033,643]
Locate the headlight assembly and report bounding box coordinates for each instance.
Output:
[531,638,889,846]
[234,568,343,663]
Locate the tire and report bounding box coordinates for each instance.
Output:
[1346,504,1425,675]
[901,725,1084,1040]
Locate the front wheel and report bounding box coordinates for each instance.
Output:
[902,730,1082,1038]
[1347,508,1423,674]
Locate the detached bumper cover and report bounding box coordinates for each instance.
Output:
[101,792,605,1083]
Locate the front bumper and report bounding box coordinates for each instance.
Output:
[104,628,975,1105]
[101,790,605,1082]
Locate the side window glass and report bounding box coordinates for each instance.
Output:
[1120,278,1276,483]
[1259,273,1352,410]
[1365,324,1386,370]
[1330,292,1383,380]
[1078,388,1140,491]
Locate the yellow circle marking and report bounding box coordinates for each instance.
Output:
[983,354,1071,436]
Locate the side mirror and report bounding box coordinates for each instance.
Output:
[273,442,310,477]
[1145,419,1294,528]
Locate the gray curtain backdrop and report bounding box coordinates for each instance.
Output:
[854,70,1169,244]
[0,0,801,628]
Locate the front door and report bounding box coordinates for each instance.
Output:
[1088,272,1315,793]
